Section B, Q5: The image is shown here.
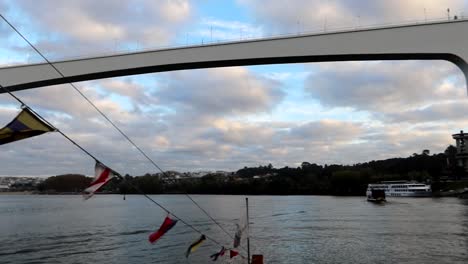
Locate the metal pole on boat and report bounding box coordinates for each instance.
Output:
[246,197,250,264]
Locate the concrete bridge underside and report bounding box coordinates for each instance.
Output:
[0,19,468,93]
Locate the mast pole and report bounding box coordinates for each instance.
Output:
[246,197,250,264]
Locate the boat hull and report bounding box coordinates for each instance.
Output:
[367,189,386,202]
[367,197,386,203]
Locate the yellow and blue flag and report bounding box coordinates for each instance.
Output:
[0,108,54,145]
[186,234,206,258]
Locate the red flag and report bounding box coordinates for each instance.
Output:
[83,162,116,200]
[210,247,226,261]
[230,250,239,259]
[149,215,178,244]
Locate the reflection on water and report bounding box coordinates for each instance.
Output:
[0,195,467,264]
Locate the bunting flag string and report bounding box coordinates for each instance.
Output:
[149,215,178,244]
[0,85,242,258]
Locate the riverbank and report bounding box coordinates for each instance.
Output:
[0,191,33,195]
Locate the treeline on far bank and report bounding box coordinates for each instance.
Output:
[37,146,468,196]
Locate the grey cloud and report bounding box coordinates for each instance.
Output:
[238,0,467,34]
[362,129,452,156]
[0,96,169,176]
[385,101,468,123]
[199,119,365,165]
[0,96,459,175]
[13,84,124,119]
[198,119,277,147]
[0,66,287,175]
[287,120,363,144]
[0,64,462,176]
[0,129,157,176]
[288,125,453,166]
[0,2,10,36]
[5,0,192,58]
[9,80,163,130]
[94,78,162,112]
[0,133,94,176]
[0,83,171,176]
[304,61,463,112]
[156,67,285,117]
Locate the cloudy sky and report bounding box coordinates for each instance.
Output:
[1,0,468,177]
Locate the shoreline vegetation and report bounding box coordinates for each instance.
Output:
[0,191,33,195]
[5,147,468,196]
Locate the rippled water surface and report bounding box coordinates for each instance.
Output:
[1,195,467,263]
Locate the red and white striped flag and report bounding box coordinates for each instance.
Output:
[83,162,116,200]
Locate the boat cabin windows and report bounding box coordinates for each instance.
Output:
[391,185,408,189]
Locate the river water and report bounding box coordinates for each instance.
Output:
[0,195,467,264]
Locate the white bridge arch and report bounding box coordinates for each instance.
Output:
[0,19,467,93]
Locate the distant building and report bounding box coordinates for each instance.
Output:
[190,171,211,178]
[452,130,468,170]
[215,171,232,176]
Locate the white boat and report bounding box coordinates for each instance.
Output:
[366,181,432,198]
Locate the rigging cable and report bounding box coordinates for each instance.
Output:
[0,83,242,255]
[0,14,241,250]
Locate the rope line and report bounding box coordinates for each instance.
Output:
[0,13,242,253]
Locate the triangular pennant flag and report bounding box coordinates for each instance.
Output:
[229,250,239,259]
[186,234,206,258]
[233,223,242,248]
[0,107,54,145]
[82,162,116,200]
[210,246,226,261]
[149,215,178,244]
[233,207,248,248]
